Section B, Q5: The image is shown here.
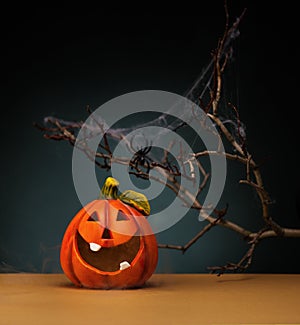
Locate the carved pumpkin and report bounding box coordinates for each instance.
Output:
[60,178,158,289]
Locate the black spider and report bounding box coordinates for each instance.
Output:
[129,138,153,174]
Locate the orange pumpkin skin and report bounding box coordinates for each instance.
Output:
[60,199,158,289]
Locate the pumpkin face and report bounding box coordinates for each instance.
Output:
[60,199,158,289]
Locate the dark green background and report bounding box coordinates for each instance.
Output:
[1,2,299,273]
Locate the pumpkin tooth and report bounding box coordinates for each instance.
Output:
[119,261,131,270]
[89,243,101,252]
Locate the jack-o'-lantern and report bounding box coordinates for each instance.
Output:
[60,177,158,289]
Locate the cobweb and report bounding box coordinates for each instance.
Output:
[44,13,245,154]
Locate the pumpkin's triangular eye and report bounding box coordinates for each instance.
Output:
[116,210,130,221]
[88,212,98,222]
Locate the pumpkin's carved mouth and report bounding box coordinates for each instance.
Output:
[76,231,140,272]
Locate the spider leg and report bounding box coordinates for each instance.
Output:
[143,145,152,155]
[130,156,138,170]
[145,159,151,174]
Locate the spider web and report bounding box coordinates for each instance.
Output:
[105,15,244,144]
[44,13,245,155]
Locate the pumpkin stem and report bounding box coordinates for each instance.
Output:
[100,177,151,216]
[100,177,119,199]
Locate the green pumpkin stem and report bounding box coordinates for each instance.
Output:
[100,177,150,216]
[100,177,119,199]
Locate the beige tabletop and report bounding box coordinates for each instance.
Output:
[1,273,299,324]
